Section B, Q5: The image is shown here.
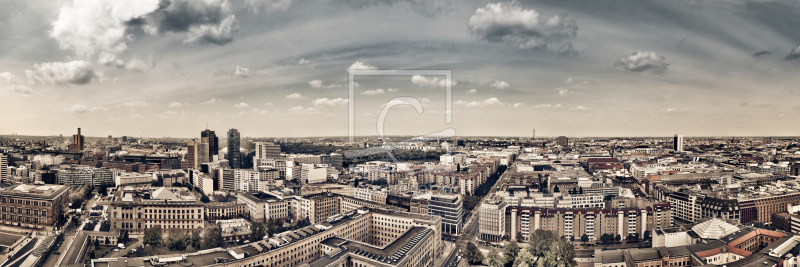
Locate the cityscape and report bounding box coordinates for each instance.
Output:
[2,1,800,267]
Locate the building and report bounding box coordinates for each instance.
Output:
[0,184,69,230]
[108,186,205,233]
[117,173,152,186]
[69,128,85,151]
[674,134,684,152]
[429,195,463,235]
[58,165,114,186]
[204,202,247,221]
[301,164,328,184]
[185,140,198,170]
[201,129,219,160]
[479,198,508,242]
[237,191,290,222]
[556,136,569,146]
[227,129,241,169]
[197,142,209,166]
[254,142,281,160]
[301,192,340,224]
[0,153,6,182]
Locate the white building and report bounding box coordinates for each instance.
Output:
[479,199,507,242]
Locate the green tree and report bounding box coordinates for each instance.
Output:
[485,248,504,267]
[251,222,266,242]
[516,232,524,243]
[465,242,485,265]
[121,230,129,243]
[205,226,224,248]
[504,241,520,267]
[581,234,589,242]
[89,250,95,259]
[143,228,163,250]
[200,195,210,203]
[191,231,201,248]
[296,217,311,228]
[527,229,555,257]
[513,249,537,267]
[105,237,110,245]
[626,233,633,241]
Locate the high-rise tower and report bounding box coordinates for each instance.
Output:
[69,128,85,151]
[674,134,684,152]
[227,128,241,169]
[201,129,219,160]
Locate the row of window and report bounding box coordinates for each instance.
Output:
[0,207,47,217]
[0,214,43,224]
[0,199,49,206]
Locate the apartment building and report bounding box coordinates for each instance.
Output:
[109,187,205,233]
[0,184,69,230]
[58,165,114,186]
[237,191,290,222]
[354,187,387,204]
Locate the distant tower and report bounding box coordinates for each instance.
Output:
[201,129,219,160]
[533,128,536,140]
[227,128,241,169]
[674,134,684,152]
[556,136,569,146]
[69,128,85,151]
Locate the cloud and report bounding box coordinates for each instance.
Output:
[64,104,107,113]
[490,80,509,89]
[286,93,304,99]
[298,58,310,65]
[142,0,239,45]
[558,88,571,96]
[245,0,294,12]
[467,89,477,93]
[533,104,561,108]
[564,78,573,84]
[33,60,97,85]
[411,75,456,87]
[124,57,156,72]
[329,0,451,17]
[456,97,508,107]
[307,80,340,88]
[786,46,800,61]
[0,72,36,96]
[312,97,349,106]
[387,88,398,92]
[570,105,588,110]
[50,0,160,57]
[468,2,578,51]
[233,102,249,108]
[168,102,187,108]
[122,101,151,107]
[348,61,377,70]
[752,51,772,57]
[265,102,274,106]
[614,51,669,74]
[202,97,218,104]
[234,66,252,77]
[362,89,385,95]
[511,103,524,108]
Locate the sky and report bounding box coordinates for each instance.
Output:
[1,0,800,138]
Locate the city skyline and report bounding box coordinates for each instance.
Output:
[2,0,800,137]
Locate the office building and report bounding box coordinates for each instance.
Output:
[197,142,209,166]
[0,153,6,182]
[556,136,569,146]
[227,128,241,169]
[58,165,114,186]
[674,134,684,152]
[429,195,463,235]
[237,191,290,222]
[0,184,70,230]
[185,139,197,170]
[203,202,247,221]
[109,186,205,233]
[254,142,281,160]
[69,128,85,151]
[479,198,508,242]
[200,129,219,160]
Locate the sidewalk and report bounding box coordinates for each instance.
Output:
[435,241,456,267]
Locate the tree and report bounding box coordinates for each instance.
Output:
[296,217,311,228]
[643,230,651,241]
[504,241,520,267]
[89,250,95,259]
[581,234,589,242]
[191,231,201,249]
[172,182,182,187]
[120,230,129,243]
[457,163,461,172]
[579,187,583,194]
[542,238,577,267]
[513,250,537,267]
[516,232,524,243]
[527,229,555,257]
[251,222,266,242]
[94,238,100,248]
[615,234,621,242]
[205,226,224,248]
[485,248,504,267]
[105,237,110,245]
[200,195,210,203]
[627,233,634,241]
[553,185,560,193]
[465,242,485,265]
[143,228,163,249]
[752,221,766,229]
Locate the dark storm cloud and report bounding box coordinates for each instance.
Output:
[786,46,800,61]
[752,51,771,57]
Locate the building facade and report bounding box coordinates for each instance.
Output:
[0,184,69,230]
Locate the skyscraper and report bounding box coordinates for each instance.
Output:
[227,128,241,169]
[556,136,569,146]
[185,139,197,170]
[674,134,684,152]
[201,129,219,160]
[69,128,85,151]
[0,153,7,182]
[254,142,281,159]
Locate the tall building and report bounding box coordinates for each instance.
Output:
[0,153,7,182]
[673,134,684,152]
[429,195,463,235]
[227,128,241,169]
[185,139,197,170]
[69,128,85,151]
[254,142,281,159]
[556,136,569,146]
[197,142,209,166]
[200,129,218,160]
[122,136,127,142]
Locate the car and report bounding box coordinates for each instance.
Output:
[113,249,119,252]
[53,251,61,255]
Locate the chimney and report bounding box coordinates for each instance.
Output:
[78,128,81,135]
